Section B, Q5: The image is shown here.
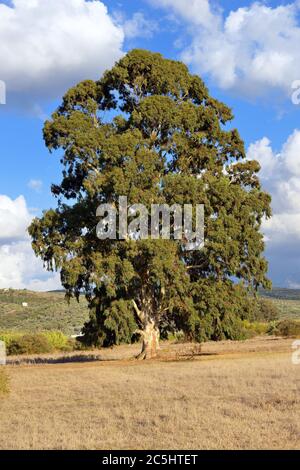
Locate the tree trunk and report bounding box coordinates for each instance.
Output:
[136,319,160,360]
[131,299,160,360]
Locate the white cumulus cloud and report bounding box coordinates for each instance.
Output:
[0,195,32,242]
[0,0,124,104]
[247,137,278,180]
[150,0,300,99]
[247,130,300,285]
[0,194,61,291]
[150,0,218,28]
[122,12,158,39]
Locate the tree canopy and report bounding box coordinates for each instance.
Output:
[29,49,271,359]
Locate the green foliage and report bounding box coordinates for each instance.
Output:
[81,297,137,347]
[170,319,268,342]
[43,330,69,349]
[266,298,300,321]
[0,289,89,335]
[0,330,75,355]
[28,49,272,348]
[252,298,279,322]
[7,333,54,355]
[177,280,258,342]
[258,289,300,321]
[0,331,23,347]
[268,320,300,337]
[241,320,269,337]
[167,330,186,343]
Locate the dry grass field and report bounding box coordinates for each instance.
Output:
[0,337,299,450]
[0,368,9,395]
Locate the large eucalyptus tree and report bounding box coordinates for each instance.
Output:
[29,50,271,359]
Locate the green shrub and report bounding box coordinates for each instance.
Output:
[0,331,23,347]
[7,333,54,355]
[253,298,280,322]
[0,330,73,355]
[242,320,269,337]
[268,320,300,337]
[42,331,69,350]
[167,331,185,343]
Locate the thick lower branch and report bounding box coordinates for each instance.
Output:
[131,299,146,324]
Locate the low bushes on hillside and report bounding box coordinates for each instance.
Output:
[0,331,23,347]
[42,331,70,350]
[241,320,269,338]
[0,289,90,336]
[252,298,280,322]
[169,319,269,343]
[7,334,54,355]
[268,320,300,337]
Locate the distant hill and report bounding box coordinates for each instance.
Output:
[1,287,300,334]
[258,288,300,320]
[259,287,300,301]
[0,289,89,335]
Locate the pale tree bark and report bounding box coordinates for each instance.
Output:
[132,300,160,360]
[136,320,160,360]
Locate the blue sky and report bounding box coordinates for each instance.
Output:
[1,0,300,289]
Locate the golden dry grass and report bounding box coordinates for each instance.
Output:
[0,337,299,450]
[0,367,9,395]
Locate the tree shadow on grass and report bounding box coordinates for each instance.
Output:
[6,353,107,365]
